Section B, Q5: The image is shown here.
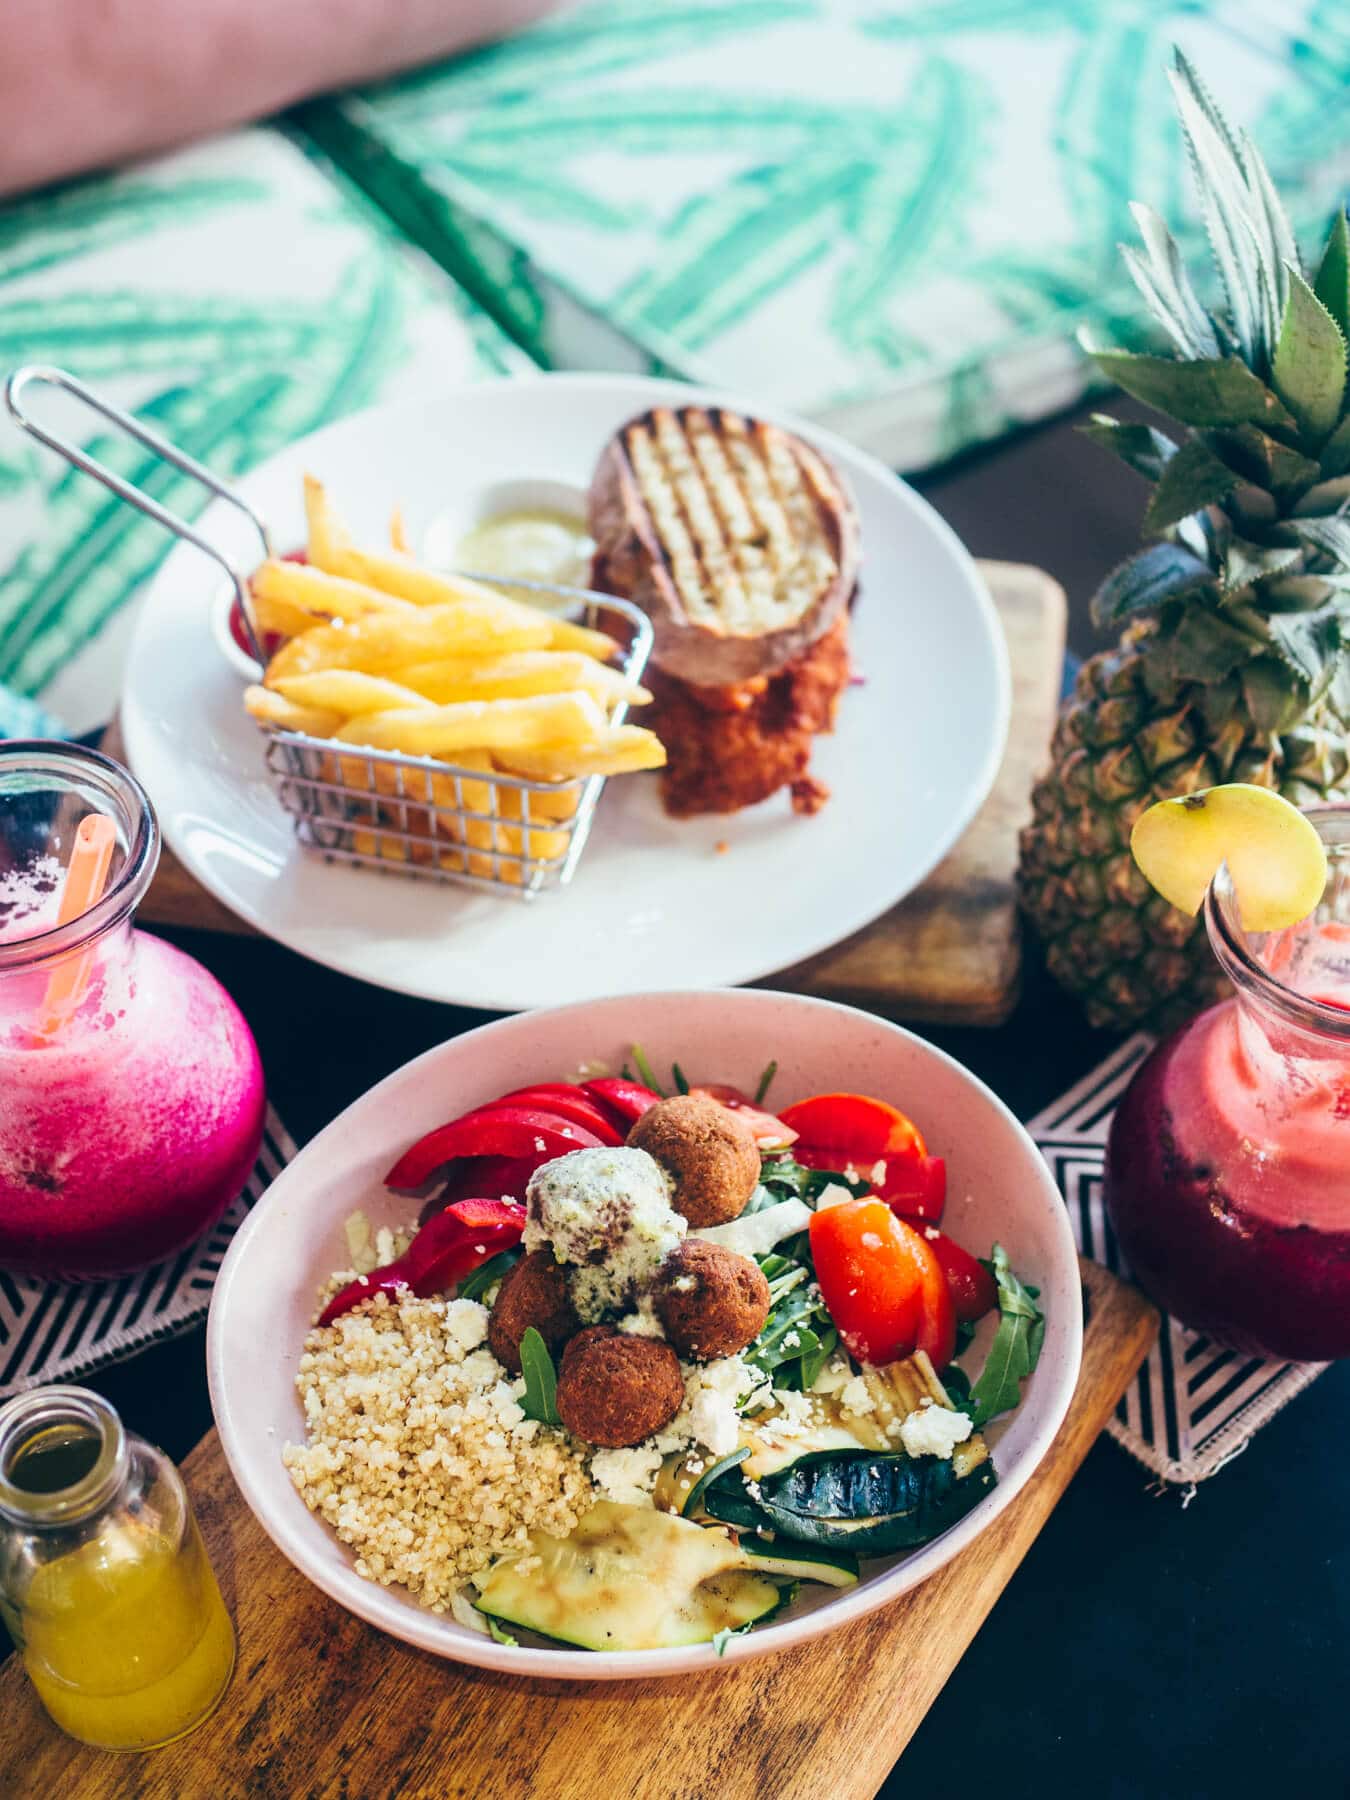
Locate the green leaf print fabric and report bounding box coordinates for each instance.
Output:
[0,128,530,735]
[303,0,1350,468]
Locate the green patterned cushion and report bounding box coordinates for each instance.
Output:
[0,127,530,732]
[304,0,1350,467]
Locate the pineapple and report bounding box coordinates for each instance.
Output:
[1018,51,1350,1031]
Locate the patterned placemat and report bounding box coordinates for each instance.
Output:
[0,1107,295,1398]
[1030,1037,1327,1488]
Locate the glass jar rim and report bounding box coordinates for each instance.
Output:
[1205,801,1350,1040]
[0,1386,128,1526]
[0,741,159,972]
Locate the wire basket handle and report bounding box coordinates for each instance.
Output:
[4,364,271,663]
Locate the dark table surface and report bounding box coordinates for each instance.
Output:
[14,398,1349,1798]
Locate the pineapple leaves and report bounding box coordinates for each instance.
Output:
[1271,267,1347,443]
[1242,658,1311,734]
[1080,415,1177,483]
[1142,436,1238,534]
[1313,210,1350,341]
[1164,607,1262,684]
[1091,542,1213,630]
[1168,53,1269,366]
[1081,334,1295,432]
[1264,608,1345,698]
[1120,202,1221,360]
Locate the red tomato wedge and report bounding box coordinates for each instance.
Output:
[897,1217,957,1368]
[873,1154,946,1221]
[582,1078,662,1128]
[689,1085,797,1147]
[778,1093,926,1176]
[495,1086,625,1145]
[386,1108,602,1189]
[809,1199,924,1365]
[895,1220,996,1322]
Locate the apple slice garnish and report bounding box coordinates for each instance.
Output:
[1131,784,1327,931]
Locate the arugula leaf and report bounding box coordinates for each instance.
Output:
[753,1059,779,1105]
[671,1061,690,1095]
[457,1249,521,1303]
[758,1156,867,1207]
[967,1245,1046,1430]
[518,1326,560,1426]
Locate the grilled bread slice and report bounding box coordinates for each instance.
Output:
[588,405,860,687]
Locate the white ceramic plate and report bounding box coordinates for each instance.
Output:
[121,375,1009,1011]
[207,989,1082,1680]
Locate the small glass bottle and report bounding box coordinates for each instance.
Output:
[0,1385,235,1750]
[1103,804,1350,1359]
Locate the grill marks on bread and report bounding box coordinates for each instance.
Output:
[619,408,840,636]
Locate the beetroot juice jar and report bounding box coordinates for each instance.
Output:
[0,744,265,1280]
[1104,806,1350,1360]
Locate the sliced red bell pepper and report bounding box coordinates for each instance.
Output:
[418,1153,546,1225]
[318,1198,525,1326]
[894,1219,997,1322]
[688,1084,798,1148]
[582,1078,662,1129]
[495,1085,625,1145]
[386,1108,601,1189]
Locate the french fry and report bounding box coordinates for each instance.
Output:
[388,650,650,708]
[243,685,344,737]
[264,603,554,682]
[389,506,411,555]
[304,476,617,660]
[271,670,434,716]
[498,785,569,862]
[250,590,317,641]
[493,725,667,780]
[335,691,608,757]
[253,558,415,625]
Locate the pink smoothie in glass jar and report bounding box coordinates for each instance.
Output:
[0,745,265,1280]
[1104,812,1350,1362]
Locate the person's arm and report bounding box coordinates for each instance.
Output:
[0,0,558,197]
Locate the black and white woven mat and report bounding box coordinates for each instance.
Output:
[1030,1037,1326,1486]
[0,1107,295,1398]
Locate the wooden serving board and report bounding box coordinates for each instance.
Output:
[0,1260,1154,1800]
[101,559,1065,1026]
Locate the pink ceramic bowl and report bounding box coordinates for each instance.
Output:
[207,990,1082,1679]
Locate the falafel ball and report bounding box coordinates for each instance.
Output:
[626,1095,759,1228]
[555,1326,685,1448]
[487,1250,580,1375]
[653,1240,770,1361]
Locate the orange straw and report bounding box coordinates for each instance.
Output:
[39,814,117,1037]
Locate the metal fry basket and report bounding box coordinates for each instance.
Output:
[5,365,653,900]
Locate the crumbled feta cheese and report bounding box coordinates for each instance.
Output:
[814,1184,855,1211]
[782,1330,801,1350]
[839,1375,875,1416]
[617,1296,665,1338]
[441,1298,490,1354]
[924,1226,940,1241]
[373,1226,397,1268]
[590,1444,665,1505]
[694,1197,811,1256]
[870,1161,888,1186]
[898,1405,973,1460]
[650,1353,770,1459]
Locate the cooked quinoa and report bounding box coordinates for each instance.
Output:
[283,1291,593,1609]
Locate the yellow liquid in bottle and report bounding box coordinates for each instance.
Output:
[19,1514,235,1750]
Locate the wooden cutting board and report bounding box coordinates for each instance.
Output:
[102,559,1064,1027]
[0,1260,1154,1800]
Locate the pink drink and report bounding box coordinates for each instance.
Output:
[0,746,265,1280]
[1104,812,1350,1361]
